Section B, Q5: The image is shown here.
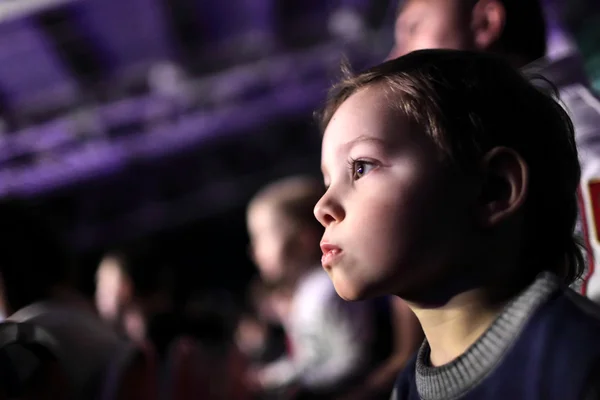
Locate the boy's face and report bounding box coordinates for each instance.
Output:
[315,87,475,301]
[389,0,474,59]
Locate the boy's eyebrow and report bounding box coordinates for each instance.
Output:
[343,135,387,149]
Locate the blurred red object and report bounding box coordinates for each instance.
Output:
[110,341,160,400]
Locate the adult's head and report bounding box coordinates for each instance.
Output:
[389,0,547,67]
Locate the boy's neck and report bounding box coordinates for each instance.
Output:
[409,289,506,366]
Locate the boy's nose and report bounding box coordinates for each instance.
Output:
[314,194,345,227]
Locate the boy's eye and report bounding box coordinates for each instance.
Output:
[352,160,375,180]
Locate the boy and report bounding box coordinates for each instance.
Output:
[315,49,600,399]
[247,176,393,398]
[389,0,600,302]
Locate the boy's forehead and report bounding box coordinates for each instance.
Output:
[324,86,400,146]
[397,0,433,15]
[397,0,466,19]
[330,86,382,120]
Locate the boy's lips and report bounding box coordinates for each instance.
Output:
[320,242,343,268]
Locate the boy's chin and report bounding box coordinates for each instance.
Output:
[330,274,376,301]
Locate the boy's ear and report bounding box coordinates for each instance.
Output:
[477,146,529,227]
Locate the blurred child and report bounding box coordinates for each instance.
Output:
[315,48,600,399]
[247,176,390,398]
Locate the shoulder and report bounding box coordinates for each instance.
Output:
[528,290,600,383]
[530,288,600,340]
[562,289,600,324]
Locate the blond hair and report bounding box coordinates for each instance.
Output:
[248,175,324,234]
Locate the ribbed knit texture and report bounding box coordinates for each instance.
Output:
[414,273,559,400]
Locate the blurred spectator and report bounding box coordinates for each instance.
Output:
[96,246,255,399]
[236,313,286,366]
[390,0,546,64]
[95,248,179,359]
[95,253,130,327]
[547,0,600,299]
[389,0,600,301]
[0,199,155,399]
[246,176,393,398]
[555,0,600,87]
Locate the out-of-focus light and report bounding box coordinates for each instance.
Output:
[0,0,78,23]
[328,8,366,42]
[148,62,188,98]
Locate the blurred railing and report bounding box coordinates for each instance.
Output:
[0,40,373,195]
[0,0,77,22]
[0,0,397,248]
